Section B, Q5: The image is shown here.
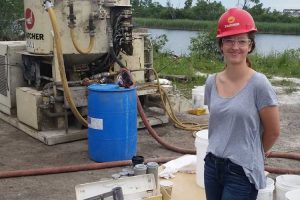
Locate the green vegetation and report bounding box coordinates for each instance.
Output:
[257,22,300,35]
[152,31,300,78]
[2,0,300,40]
[154,51,300,98]
[0,1,24,40]
[134,18,300,35]
[153,52,220,98]
[134,18,216,31]
[271,79,299,94]
[251,49,300,77]
[272,79,300,87]
[132,0,300,35]
[283,87,299,94]
[150,32,300,98]
[131,0,300,23]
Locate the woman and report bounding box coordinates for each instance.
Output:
[204,8,280,200]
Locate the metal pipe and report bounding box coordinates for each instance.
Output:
[40,109,72,118]
[40,75,54,81]
[67,1,76,28]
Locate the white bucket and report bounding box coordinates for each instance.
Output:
[275,175,300,200]
[192,86,205,108]
[194,129,209,188]
[285,189,300,200]
[256,177,274,200]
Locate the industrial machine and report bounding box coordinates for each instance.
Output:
[0,0,168,145]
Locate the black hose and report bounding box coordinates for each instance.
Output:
[110,47,126,68]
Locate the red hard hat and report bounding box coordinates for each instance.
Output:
[216,8,257,38]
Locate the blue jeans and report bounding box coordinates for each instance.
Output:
[204,153,258,200]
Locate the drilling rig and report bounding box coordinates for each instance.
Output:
[0,0,169,145]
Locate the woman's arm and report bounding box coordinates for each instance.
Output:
[259,106,280,153]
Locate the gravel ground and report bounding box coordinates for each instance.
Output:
[0,85,299,200]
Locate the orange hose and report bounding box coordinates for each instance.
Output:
[267,151,300,160]
[264,166,300,174]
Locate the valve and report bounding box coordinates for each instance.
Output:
[67,2,76,28]
[43,0,54,11]
[88,14,96,36]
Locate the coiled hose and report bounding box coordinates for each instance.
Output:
[140,68,208,131]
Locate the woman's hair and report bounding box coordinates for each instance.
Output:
[218,31,256,68]
[247,31,256,54]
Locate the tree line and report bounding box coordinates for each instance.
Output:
[131,0,300,23]
[1,0,300,40]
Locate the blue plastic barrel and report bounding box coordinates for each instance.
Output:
[87,84,137,162]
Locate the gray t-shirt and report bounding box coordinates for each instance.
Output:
[204,72,278,190]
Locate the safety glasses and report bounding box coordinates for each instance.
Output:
[222,38,251,47]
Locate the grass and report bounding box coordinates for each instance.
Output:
[134,18,216,31]
[283,87,299,94]
[154,52,222,98]
[271,79,299,94]
[153,50,300,98]
[134,18,300,35]
[154,52,223,75]
[142,18,300,98]
[172,77,207,99]
[250,49,300,77]
[271,79,299,87]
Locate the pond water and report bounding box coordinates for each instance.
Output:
[148,28,300,56]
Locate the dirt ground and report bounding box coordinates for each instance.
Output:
[0,86,299,200]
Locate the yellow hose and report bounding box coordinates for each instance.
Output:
[140,68,208,131]
[47,7,88,127]
[70,27,95,54]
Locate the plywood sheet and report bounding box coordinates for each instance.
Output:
[160,173,206,200]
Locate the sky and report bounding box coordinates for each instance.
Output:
[155,0,300,11]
